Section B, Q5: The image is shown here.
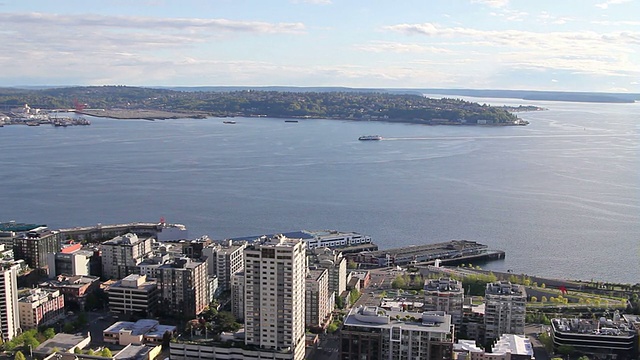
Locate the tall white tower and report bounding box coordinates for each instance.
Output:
[0,263,21,341]
[244,235,306,360]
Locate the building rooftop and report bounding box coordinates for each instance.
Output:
[424,278,463,292]
[114,344,156,360]
[492,334,534,356]
[18,288,60,303]
[104,319,176,338]
[552,314,637,338]
[103,233,146,246]
[486,281,526,296]
[34,333,89,354]
[343,306,451,333]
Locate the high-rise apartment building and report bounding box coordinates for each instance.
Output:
[424,278,464,325]
[100,233,153,280]
[157,257,208,318]
[308,247,347,297]
[244,235,306,360]
[305,268,332,330]
[203,240,246,292]
[0,263,20,341]
[484,282,526,341]
[230,272,245,321]
[13,228,59,269]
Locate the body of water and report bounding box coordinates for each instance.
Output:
[1,98,638,283]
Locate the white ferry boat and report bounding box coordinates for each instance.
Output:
[358,135,382,141]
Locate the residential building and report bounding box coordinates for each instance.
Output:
[244,234,306,360]
[484,282,526,342]
[424,278,464,325]
[454,334,534,360]
[13,227,59,269]
[551,314,638,359]
[103,319,176,346]
[202,240,246,292]
[0,263,20,341]
[157,257,208,318]
[305,268,332,330]
[100,233,153,280]
[230,272,245,321]
[107,274,160,317]
[308,247,347,296]
[40,275,101,309]
[341,306,454,360]
[18,288,65,329]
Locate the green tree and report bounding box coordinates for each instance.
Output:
[14,351,26,360]
[63,322,75,333]
[391,275,406,289]
[541,296,548,303]
[530,296,538,302]
[43,328,56,339]
[74,347,82,354]
[327,322,339,333]
[101,347,113,357]
[557,345,575,355]
[349,289,361,306]
[538,332,553,352]
[335,294,345,309]
[87,349,95,356]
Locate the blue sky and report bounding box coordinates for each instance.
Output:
[1,0,638,92]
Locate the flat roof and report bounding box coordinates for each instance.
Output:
[104,319,176,337]
[344,306,451,333]
[35,333,88,353]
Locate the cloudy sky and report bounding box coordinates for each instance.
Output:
[1,0,638,92]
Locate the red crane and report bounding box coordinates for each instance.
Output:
[73,98,86,112]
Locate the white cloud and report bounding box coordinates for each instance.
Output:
[383,22,640,78]
[470,0,509,8]
[354,41,452,54]
[551,79,558,82]
[595,0,631,9]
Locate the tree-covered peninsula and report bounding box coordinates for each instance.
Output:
[0,86,530,125]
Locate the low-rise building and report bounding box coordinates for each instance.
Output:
[34,333,91,358]
[341,306,454,360]
[107,274,160,317]
[40,275,100,309]
[551,313,638,359]
[18,288,65,329]
[103,319,176,346]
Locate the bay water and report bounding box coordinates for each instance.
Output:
[1,97,638,283]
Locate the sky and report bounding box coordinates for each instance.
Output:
[1,0,639,92]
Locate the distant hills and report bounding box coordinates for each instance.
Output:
[153,86,639,103]
[2,85,638,105]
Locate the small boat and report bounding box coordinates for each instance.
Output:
[284,120,299,123]
[358,135,382,141]
[223,120,237,124]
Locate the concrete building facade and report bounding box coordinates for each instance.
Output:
[0,263,20,341]
[18,288,65,329]
[341,306,454,360]
[230,272,245,321]
[13,228,59,269]
[157,257,208,318]
[108,274,160,317]
[424,278,464,325]
[305,269,332,330]
[100,233,153,280]
[484,282,526,342]
[244,235,306,360]
[309,247,347,297]
[203,240,246,292]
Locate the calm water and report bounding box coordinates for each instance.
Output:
[1,98,638,283]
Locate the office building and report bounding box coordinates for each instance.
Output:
[40,275,101,309]
[18,288,65,329]
[203,240,246,292]
[305,268,332,330]
[13,227,59,269]
[46,248,93,278]
[424,278,464,325]
[484,282,526,341]
[103,319,176,346]
[157,257,208,318]
[0,263,20,341]
[108,274,160,317]
[100,233,153,280]
[341,306,454,360]
[244,235,306,360]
